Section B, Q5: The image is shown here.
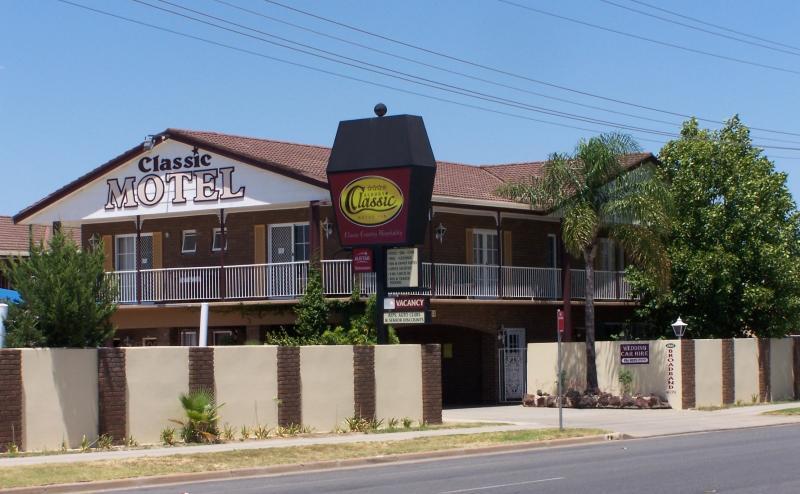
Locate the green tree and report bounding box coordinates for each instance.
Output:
[497,133,671,391]
[292,265,330,341]
[1,232,117,347]
[630,117,800,338]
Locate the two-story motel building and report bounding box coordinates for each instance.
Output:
[14,129,652,405]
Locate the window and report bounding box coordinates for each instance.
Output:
[142,337,158,347]
[212,227,228,251]
[213,330,234,346]
[180,330,198,346]
[472,230,499,265]
[181,230,197,253]
[293,224,310,261]
[546,234,558,268]
[598,238,624,271]
[114,235,136,270]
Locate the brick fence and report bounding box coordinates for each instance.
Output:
[0,350,22,451]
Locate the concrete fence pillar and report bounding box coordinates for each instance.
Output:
[681,339,696,409]
[353,346,376,420]
[421,344,443,424]
[98,348,127,443]
[758,338,771,402]
[0,349,23,451]
[794,337,800,400]
[277,347,301,427]
[188,347,215,395]
[722,339,735,405]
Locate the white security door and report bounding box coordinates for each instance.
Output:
[268,224,309,297]
[499,327,526,402]
[114,234,152,302]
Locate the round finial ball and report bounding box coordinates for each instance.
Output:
[374,103,387,117]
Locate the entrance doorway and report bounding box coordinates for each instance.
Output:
[114,233,153,302]
[499,327,526,402]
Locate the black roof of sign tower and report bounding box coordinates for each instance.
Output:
[326,113,436,247]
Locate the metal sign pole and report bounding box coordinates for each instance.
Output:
[557,309,564,431]
[375,247,388,344]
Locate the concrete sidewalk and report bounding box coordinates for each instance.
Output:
[443,401,800,437]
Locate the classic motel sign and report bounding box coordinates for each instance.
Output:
[326,105,436,343]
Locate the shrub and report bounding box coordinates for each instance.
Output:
[160,427,176,446]
[170,390,224,443]
[618,368,634,396]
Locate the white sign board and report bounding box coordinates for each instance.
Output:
[387,247,419,288]
[383,311,425,325]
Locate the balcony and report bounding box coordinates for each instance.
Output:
[106,260,634,304]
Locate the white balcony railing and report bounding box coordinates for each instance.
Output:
[570,269,634,300]
[106,261,632,304]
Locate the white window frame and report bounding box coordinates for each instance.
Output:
[267,222,310,262]
[213,330,233,346]
[472,229,499,266]
[181,230,197,254]
[114,233,153,270]
[212,227,228,252]
[180,330,198,347]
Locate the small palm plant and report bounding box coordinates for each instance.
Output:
[171,389,224,443]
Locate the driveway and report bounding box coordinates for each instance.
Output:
[443,402,800,437]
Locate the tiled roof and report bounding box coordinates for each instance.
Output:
[169,129,655,206]
[14,128,655,223]
[0,216,80,255]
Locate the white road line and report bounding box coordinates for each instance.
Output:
[437,477,565,493]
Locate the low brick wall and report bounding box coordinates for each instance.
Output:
[0,350,22,451]
[0,344,440,451]
[526,337,797,410]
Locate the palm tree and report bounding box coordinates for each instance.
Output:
[497,133,671,391]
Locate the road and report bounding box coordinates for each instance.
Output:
[108,424,800,494]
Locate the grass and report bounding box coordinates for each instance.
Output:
[762,407,800,416]
[0,428,605,489]
[695,400,798,412]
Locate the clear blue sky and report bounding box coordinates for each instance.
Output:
[3,0,800,216]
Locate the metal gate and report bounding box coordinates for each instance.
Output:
[498,327,526,402]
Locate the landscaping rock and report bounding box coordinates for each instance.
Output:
[522,394,537,407]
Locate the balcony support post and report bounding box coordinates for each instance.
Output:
[135,215,142,305]
[496,211,503,299]
[559,225,573,342]
[429,207,436,297]
[375,247,388,344]
[309,201,321,265]
[219,208,226,300]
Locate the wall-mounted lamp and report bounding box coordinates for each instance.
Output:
[321,217,334,239]
[435,223,447,244]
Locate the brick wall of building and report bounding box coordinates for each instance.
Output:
[681,339,696,409]
[353,346,376,420]
[0,350,23,451]
[277,347,302,426]
[98,348,127,442]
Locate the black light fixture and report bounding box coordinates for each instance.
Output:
[435,223,447,244]
[321,217,334,239]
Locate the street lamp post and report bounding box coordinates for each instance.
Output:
[671,317,688,339]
